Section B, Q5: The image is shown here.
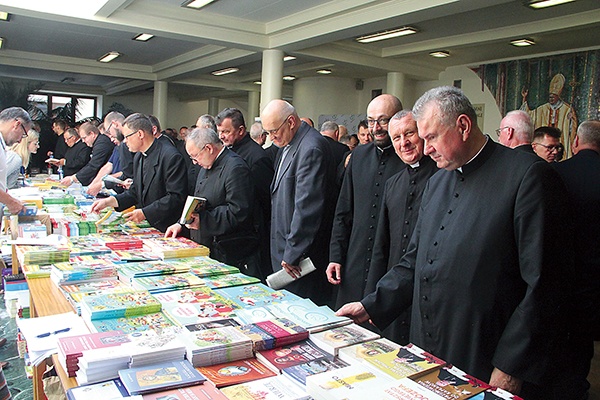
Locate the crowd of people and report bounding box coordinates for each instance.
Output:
[0,85,598,399]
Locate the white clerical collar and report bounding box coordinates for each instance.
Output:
[457,136,488,173]
[409,161,420,168]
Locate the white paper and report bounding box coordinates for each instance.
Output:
[16,312,90,353]
[266,258,316,290]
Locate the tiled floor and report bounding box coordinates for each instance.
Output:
[0,297,32,399]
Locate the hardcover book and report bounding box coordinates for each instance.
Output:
[118,359,207,395]
[197,357,277,387]
[179,196,207,224]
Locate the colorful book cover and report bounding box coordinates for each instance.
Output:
[185,318,240,332]
[337,337,400,365]
[256,340,334,373]
[154,288,239,326]
[283,357,350,386]
[90,312,176,334]
[221,375,311,400]
[413,365,490,399]
[364,343,446,380]
[471,387,524,400]
[118,260,191,282]
[236,323,276,351]
[203,273,260,289]
[197,358,277,387]
[234,307,277,324]
[143,237,210,259]
[80,290,161,320]
[118,359,206,395]
[183,326,253,351]
[140,383,229,400]
[305,364,393,399]
[309,323,380,355]
[218,283,288,308]
[132,272,205,293]
[254,318,308,347]
[266,300,351,332]
[382,377,446,400]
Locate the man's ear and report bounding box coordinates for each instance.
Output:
[457,114,472,141]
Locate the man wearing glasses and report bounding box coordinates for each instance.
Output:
[0,107,30,216]
[532,126,563,163]
[326,94,404,309]
[48,128,92,177]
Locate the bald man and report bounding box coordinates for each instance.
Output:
[326,94,404,309]
[261,100,336,306]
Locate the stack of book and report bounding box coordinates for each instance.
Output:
[79,290,162,321]
[221,375,311,400]
[283,356,350,387]
[265,299,352,333]
[337,337,400,366]
[125,329,187,368]
[118,359,207,396]
[88,311,177,335]
[98,232,144,250]
[143,237,210,259]
[256,339,335,374]
[59,279,134,315]
[237,318,309,351]
[188,256,239,277]
[306,363,394,399]
[76,346,133,385]
[197,357,277,388]
[65,236,112,256]
[117,260,192,283]
[181,326,254,367]
[218,283,297,308]
[202,273,260,289]
[50,259,118,285]
[309,323,380,356]
[153,287,239,329]
[15,244,70,269]
[57,330,130,377]
[131,272,206,293]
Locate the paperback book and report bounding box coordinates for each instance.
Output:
[202,273,260,289]
[337,337,400,365]
[132,272,205,293]
[188,256,239,277]
[220,375,311,400]
[197,357,277,387]
[179,196,207,225]
[283,357,350,386]
[182,326,254,367]
[89,311,177,334]
[381,377,446,400]
[218,283,291,308]
[363,343,446,380]
[413,365,490,400]
[140,383,229,400]
[305,364,394,400]
[308,323,380,356]
[118,359,207,395]
[143,237,210,259]
[256,339,334,374]
[266,299,351,333]
[65,378,130,400]
[80,290,161,320]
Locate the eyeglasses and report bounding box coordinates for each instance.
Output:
[367,118,391,128]
[123,130,138,140]
[18,120,28,137]
[64,135,75,142]
[533,142,562,152]
[263,115,291,136]
[189,144,208,163]
[495,126,511,138]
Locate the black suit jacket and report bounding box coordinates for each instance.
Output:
[63,140,91,176]
[115,139,187,232]
[75,134,114,186]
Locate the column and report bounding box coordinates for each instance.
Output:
[208,97,219,117]
[386,72,406,103]
[248,91,260,123]
[260,49,284,112]
[153,81,168,127]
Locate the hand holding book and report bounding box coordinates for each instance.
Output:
[179,196,207,225]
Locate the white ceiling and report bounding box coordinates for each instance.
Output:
[0,0,598,102]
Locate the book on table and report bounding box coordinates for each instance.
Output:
[181,326,254,367]
[337,337,400,365]
[202,273,260,289]
[80,290,161,321]
[218,283,295,308]
[65,378,130,400]
[141,382,230,400]
[308,323,380,356]
[381,377,447,400]
[363,343,446,380]
[187,256,239,277]
[131,272,205,293]
[118,359,207,396]
[412,364,490,400]
[179,196,207,224]
[305,363,394,400]
[236,318,308,351]
[282,356,350,387]
[256,339,334,374]
[88,311,177,334]
[142,237,210,259]
[196,357,277,387]
[266,299,351,333]
[220,375,312,400]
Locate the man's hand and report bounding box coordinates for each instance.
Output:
[60,176,75,186]
[326,262,342,285]
[281,261,302,279]
[6,197,25,215]
[120,178,133,190]
[124,209,146,224]
[86,181,102,196]
[336,302,371,324]
[164,223,182,238]
[185,213,200,230]
[489,368,522,395]
[90,196,117,214]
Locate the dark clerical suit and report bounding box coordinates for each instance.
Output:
[75,134,114,186]
[115,139,187,232]
[330,142,404,308]
[190,147,261,276]
[271,122,336,306]
[363,140,569,392]
[365,155,438,345]
[231,134,274,280]
[62,139,91,177]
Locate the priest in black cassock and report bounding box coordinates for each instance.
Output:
[337,86,570,399]
[364,110,438,345]
[326,94,404,309]
[91,113,187,232]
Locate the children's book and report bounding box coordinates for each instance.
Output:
[57,330,129,376]
[179,196,207,224]
[118,260,191,282]
[234,307,277,324]
[266,299,351,333]
[413,365,490,400]
[197,357,277,387]
[188,256,239,277]
[218,283,290,308]
[118,359,207,395]
[182,326,254,367]
[185,318,240,332]
[132,272,205,293]
[254,318,309,348]
[80,290,161,320]
[143,237,210,259]
[89,311,177,334]
[308,323,380,355]
[202,273,260,289]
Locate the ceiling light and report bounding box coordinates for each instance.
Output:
[429,51,450,58]
[0,38,4,49]
[98,51,121,63]
[283,76,296,81]
[510,38,535,47]
[283,56,296,62]
[316,69,332,75]
[253,81,262,85]
[0,12,9,21]
[525,0,575,9]
[211,67,239,76]
[356,27,418,43]
[182,0,216,9]
[133,33,154,42]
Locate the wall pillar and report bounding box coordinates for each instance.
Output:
[259,49,284,112]
[386,72,406,104]
[153,81,168,127]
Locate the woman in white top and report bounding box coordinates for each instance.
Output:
[6,129,39,188]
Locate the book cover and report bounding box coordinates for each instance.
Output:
[179,196,207,224]
[140,383,229,400]
[155,288,239,326]
[308,323,380,355]
[90,312,176,334]
[236,323,275,351]
[337,337,400,365]
[256,339,334,374]
[413,365,490,399]
[220,375,311,400]
[65,378,130,400]
[202,273,260,289]
[143,237,210,259]
[255,318,309,347]
[234,307,276,324]
[197,358,277,387]
[266,300,351,333]
[382,377,446,400]
[132,273,205,293]
[185,318,240,332]
[218,283,288,308]
[305,364,393,399]
[58,330,129,361]
[119,359,206,395]
[188,256,239,278]
[471,387,524,400]
[283,357,350,386]
[364,343,446,380]
[80,290,161,320]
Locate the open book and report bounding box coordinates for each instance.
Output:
[266,258,316,290]
[179,196,207,224]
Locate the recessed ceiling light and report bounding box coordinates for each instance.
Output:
[510,38,535,47]
[253,81,262,85]
[211,67,239,76]
[0,38,4,49]
[0,12,9,21]
[98,51,121,63]
[316,69,332,75]
[283,75,296,81]
[356,27,418,43]
[133,33,154,42]
[525,0,575,9]
[182,0,216,9]
[283,56,296,62]
[429,51,450,58]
